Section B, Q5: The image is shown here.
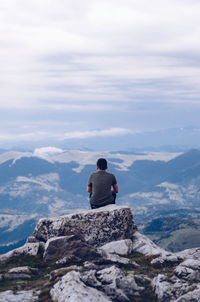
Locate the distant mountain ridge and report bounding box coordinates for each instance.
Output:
[1,149,200,253]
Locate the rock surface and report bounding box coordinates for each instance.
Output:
[99,239,133,256]
[0,290,39,302]
[1,205,200,302]
[0,243,41,263]
[50,270,112,302]
[33,205,136,246]
[43,234,101,262]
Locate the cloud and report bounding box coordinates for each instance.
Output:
[33,147,64,157]
[0,128,133,144]
[1,0,200,143]
[61,128,133,140]
[1,0,200,111]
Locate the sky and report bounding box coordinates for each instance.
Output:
[1,0,200,148]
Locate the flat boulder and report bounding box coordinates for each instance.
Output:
[33,205,136,247]
[43,234,101,263]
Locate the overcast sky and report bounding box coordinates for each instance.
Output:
[1,0,200,147]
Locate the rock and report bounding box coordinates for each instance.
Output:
[81,269,102,287]
[99,239,133,256]
[50,266,81,282]
[179,259,200,270]
[50,270,112,302]
[103,253,130,265]
[151,253,180,267]
[8,266,38,274]
[132,231,180,267]
[43,234,101,262]
[50,263,143,302]
[132,231,165,256]
[83,261,99,269]
[33,205,136,246]
[175,259,200,281]
[176,247,200,261]
[175,286,200,302]
[26,236,39,243]
[3,266,39,281]
[152,274,193,302]
[0,290,39,302]
[99,239,140,266]
[96,265,143,301]
[0,243,41,263]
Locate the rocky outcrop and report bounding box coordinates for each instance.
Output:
[32,205,136,246]
[1,204,200,302]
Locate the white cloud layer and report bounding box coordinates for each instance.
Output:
[61,128,133,139]
[0,128,133,143]
[33,147,64,157]
[0,0,200,145]
[1,0,200,110]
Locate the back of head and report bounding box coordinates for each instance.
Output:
[97,158,108,170]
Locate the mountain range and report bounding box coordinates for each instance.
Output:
[0,148,200,253]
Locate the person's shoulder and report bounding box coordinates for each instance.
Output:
[106,172,116,177]
[90,172,98,177]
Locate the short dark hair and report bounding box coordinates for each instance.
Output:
[97,158,108,170]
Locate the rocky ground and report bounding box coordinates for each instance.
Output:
[0,205,200,302]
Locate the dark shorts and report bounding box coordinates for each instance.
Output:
[90,192,116,209]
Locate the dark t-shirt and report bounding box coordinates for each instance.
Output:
[88,171,117,207]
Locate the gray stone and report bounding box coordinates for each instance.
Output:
[0,243,41,263]
[0,290,39,302]
[96,265,143,301]
[3,266,39,281]
[50,270,112,302]
[152,274,192,302]
[175,259,200,281]
[8,266,38,274]
[43,234,101,262]
[176,248,200,261]
[99,239,133,256]
[33,205,136,247]
[26,236,39,243]
[50,266,81,282]
[81,270,102,287]
[175,286,200,302]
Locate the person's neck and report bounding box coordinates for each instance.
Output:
[97,168,106,172]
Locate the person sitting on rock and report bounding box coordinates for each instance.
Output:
[87,158,118,209]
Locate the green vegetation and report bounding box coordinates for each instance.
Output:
[142,215,200,252]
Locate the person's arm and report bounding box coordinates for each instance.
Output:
[86,185,92,193]
[113,183,118,193]
[112,174,118,193]
[87,174,92,193]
